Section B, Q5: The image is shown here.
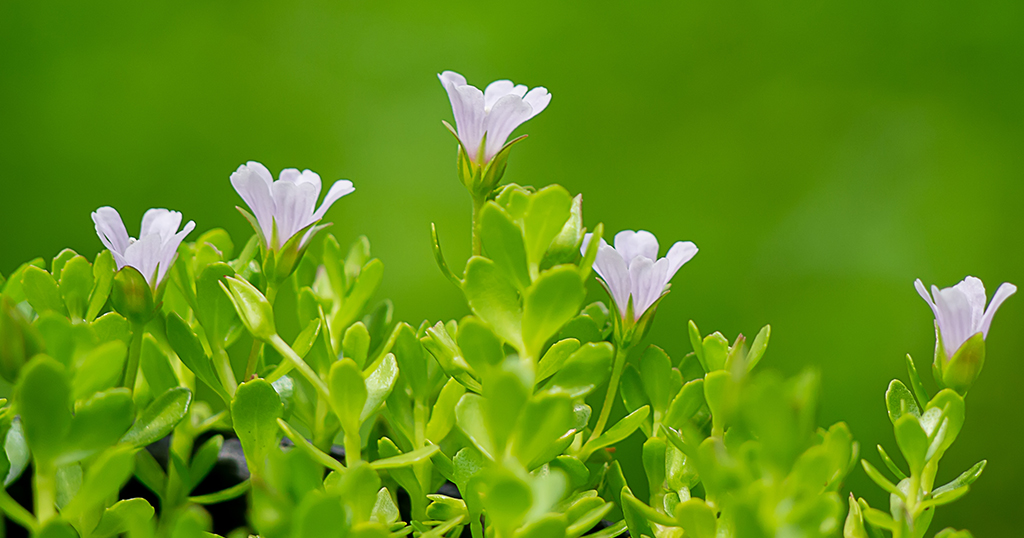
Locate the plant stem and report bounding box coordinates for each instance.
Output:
[344,432,361,467]
[412,398,429,521]
[471,195,485,256]
[123,321,145,393]
[0,488,36,532]
[32,461,56,523]
[588,345,630,443]
[268,334,329,401]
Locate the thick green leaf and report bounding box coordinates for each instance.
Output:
[509,393,576,468]
[58,255,93,320]
[885,379,920,424]
[21,265,66,316]
[71,340,128,401]
[61,388,134,464]
[370,445,440,470]
[61,446,136,519]
[15,355,71,464]
[426,378,466,444]
[463,257,523,350]
[484,370,530,454]
[139,335,178,397]
[585,406,650,454]
[522,265,586,360]
[392,322,430,400]
[457,316,505,374]
[165,313,229,402]
[933,460,986,498]
[335,258,384,330]
[91,497,155,538]
[546,342,613,398]
[196,263,241,348]
[329,359,368,432]
[91,312,130,346]
[231,379,282,475]
[121,387,193,447]
[663,379,706,429]
[362,353,398,422]
[87,250,116,322]
[189,434,223,491]
[344,322,372,369]
[455,394,494,459]
[640,346,673,413]
[674,498,717,538]
[536,338,581,382]
[523,185,573,268]
[480,202,531,290]
[481,472,532,537]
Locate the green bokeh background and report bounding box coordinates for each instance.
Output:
[2,0,1022,533]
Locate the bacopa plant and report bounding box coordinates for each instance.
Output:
[0,71,1014,538]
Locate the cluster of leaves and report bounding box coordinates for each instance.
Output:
[0,141,990,538]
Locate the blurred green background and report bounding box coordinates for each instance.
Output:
[2,0,1022,533]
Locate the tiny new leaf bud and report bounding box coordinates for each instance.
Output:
[110,266,157,326]
[220,276,276,341]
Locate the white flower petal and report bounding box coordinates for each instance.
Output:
[627,256,655,319]
[523,87,551,119]
[665,241,698,281]
[594,244,630,316]
[953,276,987,332]
[632,257,668,320]
[271,180,318,245]
[614,230,659,263]
[482,94,533,163]
[932,285,974,354]
[231,162,276,242]
[438,70,467,88]
[311,179,355,223]
[439,74,486,161]
[156,220,195,286]
[980,282,1017,338]
[123,234,164,286]
[92,206,131,257]
[483,80,519,109]
[140,208,183,243]
[580,233,609,257]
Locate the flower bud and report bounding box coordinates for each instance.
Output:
[110,266,157,326]
[933,328,985,396]
[0,295,44,383]
[220,275,276,340]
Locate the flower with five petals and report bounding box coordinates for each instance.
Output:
[438,71,551,195]
[92,206,196,289]
[230,161,354,285]
[915,276,1016,393]
[581,230,698,327]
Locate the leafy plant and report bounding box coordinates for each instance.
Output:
[0,70,1011,538]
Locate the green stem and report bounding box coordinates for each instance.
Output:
[123,321,145,392]
[243,339,262,381]
[32,461,56,524]
[268,334,330,401]
[412,398,429,520]
[471,194,485,256]
[344,432,362,467]
[0,488,36,533]
[588,345,630,443]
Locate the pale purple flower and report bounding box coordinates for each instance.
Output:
[230,161,354,249]
[92,207,196,288]
[438,70,551,165]
[915,276,1016,355]
[581,230,698,321]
